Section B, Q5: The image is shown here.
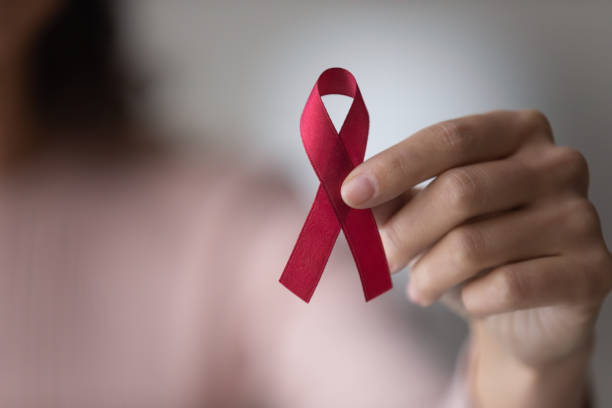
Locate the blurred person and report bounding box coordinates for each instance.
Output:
[0,1,610,408]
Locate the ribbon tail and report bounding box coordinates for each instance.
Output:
[341,208,393,301]
[280,185,340,302]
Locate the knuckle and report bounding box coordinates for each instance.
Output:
[554,147,590,190]
[604,263,612,295]
[565,199,601,238]
[438,168,479,214]
[519,109,553,139]
[385,153,404,176]
[449,227,485,269]
[436,120,472,152]
[496,266,529,308]
[374,150,413,196]
[589,247,612,296]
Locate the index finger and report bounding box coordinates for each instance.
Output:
[340,109,552,208]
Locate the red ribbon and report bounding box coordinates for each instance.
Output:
[280,68,393,303]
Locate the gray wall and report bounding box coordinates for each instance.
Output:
[120,1,612,404]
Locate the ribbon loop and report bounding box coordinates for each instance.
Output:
[280,68,393,302]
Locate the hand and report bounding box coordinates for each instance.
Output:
[341,110,612,407]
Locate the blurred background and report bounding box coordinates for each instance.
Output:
[116,0,611,405]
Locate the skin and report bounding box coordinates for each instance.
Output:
[5,2,611,406]
[341,110,612,407]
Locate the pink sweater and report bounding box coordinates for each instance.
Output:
[0,150,471,407]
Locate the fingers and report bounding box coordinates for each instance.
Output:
[380,157,541,272]
[407,198,611,312]
[341,110,553,208]
[408,203,562,306]
[461,248,612,317]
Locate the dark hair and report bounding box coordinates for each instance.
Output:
[27,0,138,148]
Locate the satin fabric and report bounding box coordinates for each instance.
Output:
[280,68,392,302]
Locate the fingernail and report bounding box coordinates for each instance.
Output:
[341,173,376,206]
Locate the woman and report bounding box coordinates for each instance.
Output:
[1,1,610,407]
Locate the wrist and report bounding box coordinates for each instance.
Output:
[469,326,593,408]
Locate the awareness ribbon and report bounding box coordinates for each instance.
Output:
[279,67,393,302]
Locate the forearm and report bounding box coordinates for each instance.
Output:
[470,325,592,408]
